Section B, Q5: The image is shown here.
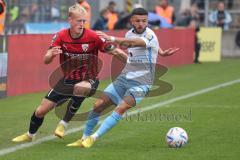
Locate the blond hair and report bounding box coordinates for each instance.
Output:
[68,3,87,17]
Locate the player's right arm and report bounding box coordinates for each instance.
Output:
[108,48,128,62]
[44,33,62,64]
[44,46,63,64]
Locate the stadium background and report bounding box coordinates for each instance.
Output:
[0,0,240,159]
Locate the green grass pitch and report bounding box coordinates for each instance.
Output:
[0,59,240,160]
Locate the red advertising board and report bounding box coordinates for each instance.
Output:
[7,28,194,96]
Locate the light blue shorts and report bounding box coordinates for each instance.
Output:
[104,75,151,105]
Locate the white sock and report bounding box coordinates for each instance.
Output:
[91,133,99,141]
[59,120,68,128]
[81,134,88,140]
[27,132,36,138]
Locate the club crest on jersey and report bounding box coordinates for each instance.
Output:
[144,32,153,42]
[82,44,89,52]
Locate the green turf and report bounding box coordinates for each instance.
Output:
[0,59,240,160]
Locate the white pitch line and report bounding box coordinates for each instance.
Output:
[0,78,240,157]
[129,78,240,115]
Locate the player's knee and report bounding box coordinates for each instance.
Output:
[116,100,133,114]
[115,105,131,115]
[120,104,132,110]
[94,98,105,107]
[73,84,90,97]
[93,99,105,113]
[73,85,81,95]
[35,106,46,118]
[122,96,136,107]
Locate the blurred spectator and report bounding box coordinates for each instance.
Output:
[190,3,200,22]
[30,2,39,22]
[36,0,51,22]
[209,1,232,30]
[235,30,240,48]
[17,5,31,33]
[114,0,134,30]
[133,2,143,9]
[177,3,200,27]
[107,1,119,30]
[92,8,110,30]
[115,10,173,30]
[60,1,68,21]
[226,0,233,9]
[0,0,6,35]
[190,0,234,10]
[9,0,19,23]
[50,0,60,21]
[114,14,131,30]
[155,0,175,24]
[76,0,91,29]
[191,0,204,9]
[189,19,201,63]
[148,12,173,29]
[177,3,201,63]
[114,2,142,30]
[125,0,133,13]
[20,3,40,23]
[6,0,19,34]
[191,0,204,22]
[176,8,191,26]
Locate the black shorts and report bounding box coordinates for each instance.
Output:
[45,79,99,104]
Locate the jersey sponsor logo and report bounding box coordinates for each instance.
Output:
[82,44,89,52]
[64,52,89,60]
[129,59,143,63]
[128,56,149,63]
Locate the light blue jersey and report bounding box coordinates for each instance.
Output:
[122,27,159,85]
[104,27,159,105]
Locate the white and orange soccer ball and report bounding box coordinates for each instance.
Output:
[166,127,188,148]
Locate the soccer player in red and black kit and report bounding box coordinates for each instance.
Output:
[12,4,113,142]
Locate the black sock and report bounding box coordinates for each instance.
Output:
[29,112,44,134]
[63,97,85,122]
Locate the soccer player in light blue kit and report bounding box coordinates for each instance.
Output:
[67,8,179,148]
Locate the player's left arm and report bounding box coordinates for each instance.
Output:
[97,31,180,57]
[97,31,146,48]
[158,47,180,57]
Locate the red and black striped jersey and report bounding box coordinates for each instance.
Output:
[50,28,105,81]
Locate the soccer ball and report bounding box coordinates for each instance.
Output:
[166,127,188,148]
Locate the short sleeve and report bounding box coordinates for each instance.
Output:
[97,36,107,52]
[49,33,61,49]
